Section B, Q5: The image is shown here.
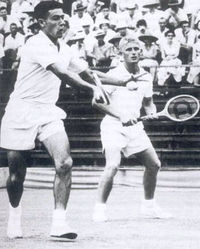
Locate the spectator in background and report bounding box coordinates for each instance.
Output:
[10,0,32,20]
[115,22,129,37]
[70,31,88,62]
[175,20,196,64]
[0,5,21,35]
[135,19,148,37]
[70,3,94,33]
[194,20,200,41]
[95,5,118,30]
[142,0,164,33]
[71,0,88,15]
[4,22,25,68]
[91,30,112,67]
[98,19,115,42]
[118,2,142,31]
[107,32,122,67]
[164,0,188,29]
[139,32,159,83]
[154,17,169,45]
[157,29,184,86]
[187,34,200,86]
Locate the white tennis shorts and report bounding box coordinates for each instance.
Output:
[100,118,153,157]
[0,99,66,150]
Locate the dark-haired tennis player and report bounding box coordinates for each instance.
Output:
[0,1,115,240]
[92,37,171,222]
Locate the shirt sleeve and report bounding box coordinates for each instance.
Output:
[29,39,61,69]
[68,54,88,74]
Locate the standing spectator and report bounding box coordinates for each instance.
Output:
[135,19,148,38]
[70,3,94,32]
[175,20,196,64]
[164,0,188,29]
[157,29,184,86]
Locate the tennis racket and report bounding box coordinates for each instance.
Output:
[139,94,200,122]
[92,72,110,105]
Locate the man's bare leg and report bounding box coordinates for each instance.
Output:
[93,147,121,222]
[43,131,77,239]
[7,151,27,238]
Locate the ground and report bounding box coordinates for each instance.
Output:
[0,185,200,249]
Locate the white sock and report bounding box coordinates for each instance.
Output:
[94,203,106,210]
[52,209,66,223]
[142,199,155,207]
[9,203,22,217]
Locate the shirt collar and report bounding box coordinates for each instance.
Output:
[38,30,61,48]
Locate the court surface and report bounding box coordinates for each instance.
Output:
[0,184,200,249]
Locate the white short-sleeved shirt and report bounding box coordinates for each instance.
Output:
[10,31,87,104]
[103,63,153,121]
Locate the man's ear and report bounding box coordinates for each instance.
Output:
[38,18,46,28]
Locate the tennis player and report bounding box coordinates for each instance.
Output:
[92,37,171,222]
[0,1,114,240]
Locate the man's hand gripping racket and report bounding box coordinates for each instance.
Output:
[139,95,199,122]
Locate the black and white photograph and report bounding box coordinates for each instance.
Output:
[0,0,200,248]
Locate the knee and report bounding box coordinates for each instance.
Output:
[55,156,73,176]
[103,163,119,179]
[147,159,161,173]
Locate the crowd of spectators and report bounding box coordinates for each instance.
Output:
[1,0,200,93]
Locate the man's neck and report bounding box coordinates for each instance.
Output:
[124,62,140,75]
[43,30,59,48]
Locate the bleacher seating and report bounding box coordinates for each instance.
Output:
[1,81,200,168]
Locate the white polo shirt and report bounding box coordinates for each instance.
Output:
[103,63,153,121]
[10,31,87,104]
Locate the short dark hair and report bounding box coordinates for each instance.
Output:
[34,1,63,19]
[136,19,147,28]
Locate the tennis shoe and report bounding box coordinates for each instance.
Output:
[7,204,23,239]
[140,200,172,219]
[50,221,77,240]
[92,203,107,222]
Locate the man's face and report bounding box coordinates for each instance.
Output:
[10,24,18,35]
[182,22,189,32]
[42,8,65,39]
[102,8,109,18]
[0,7,7,17]
[123,42,141,63]
[77,9,84,18]
[159,19,166,29]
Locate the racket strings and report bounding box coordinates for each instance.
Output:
[167,96,199,121]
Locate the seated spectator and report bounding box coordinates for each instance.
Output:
[0,5,21,35]
[154,17,169,45]
[135,19,148,37]
[70,3,94,33]
[164,0,188,29]
[194,20,200,41]
[70,31,88,62]
[71,0,88,15]
[118,2,142,31]
[187,35,200,86]
[107,32,122,67]
[98,19,115,42]
[87,0,105,18]
[4,22,25,67]
[175,20,196,64]
[10,0,33,20]
[115,21,129,37]
[95,4,118,30]
[82,21,97,61]
[90,30,112,67]
[142,0,165,33]
[138,32,159,83]
[157,29,184,86]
